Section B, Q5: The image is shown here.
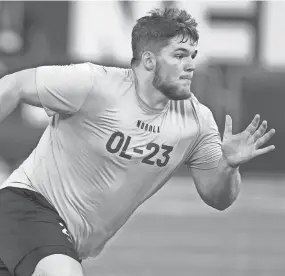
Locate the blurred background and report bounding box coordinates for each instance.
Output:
[0,1,284,275]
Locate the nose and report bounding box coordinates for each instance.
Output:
[184,66,195,73]
[184,62,195,73]
[183,56,195,72]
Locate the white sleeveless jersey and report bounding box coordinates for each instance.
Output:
[1,63,222,259]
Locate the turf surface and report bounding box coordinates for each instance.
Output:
[83,173,285,276]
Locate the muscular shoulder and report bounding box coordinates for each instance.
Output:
[86,63,133,85]
[79,63,134,116]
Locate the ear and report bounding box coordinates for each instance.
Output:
[142,51,156,71]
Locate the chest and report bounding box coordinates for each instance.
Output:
[82,100,200,171]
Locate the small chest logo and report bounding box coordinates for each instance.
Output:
[137,120,160,133]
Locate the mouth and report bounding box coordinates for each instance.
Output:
[180,76,192,80]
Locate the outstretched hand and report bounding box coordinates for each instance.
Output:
[221,114,275,168]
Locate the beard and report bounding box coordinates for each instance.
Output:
[152,62,191,101]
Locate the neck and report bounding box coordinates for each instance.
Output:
[133,68,169,110]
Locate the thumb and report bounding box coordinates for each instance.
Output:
[224,115,233,137]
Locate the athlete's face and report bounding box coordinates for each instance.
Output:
[152,36,197,100]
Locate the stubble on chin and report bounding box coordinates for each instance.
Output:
[155,81,191,101]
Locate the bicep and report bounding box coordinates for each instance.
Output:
[14,68,42,107]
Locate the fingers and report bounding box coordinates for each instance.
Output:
[255,128,275,148]
[245,114,260,135]
[224,115,232,135]
[254,144,275,158]
[252,120,268,141]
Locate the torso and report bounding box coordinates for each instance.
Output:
[1,67,201,259]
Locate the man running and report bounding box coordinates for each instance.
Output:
[0,7,275,276]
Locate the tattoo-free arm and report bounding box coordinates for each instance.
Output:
[0,68,41,123]
[190,156,241,211]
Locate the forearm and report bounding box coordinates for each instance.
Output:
[206,156,241,210]
[0,74,21,124]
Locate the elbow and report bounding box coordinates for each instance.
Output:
[198,184,240,211]
[203,196,237,211]
[210,201,234,211]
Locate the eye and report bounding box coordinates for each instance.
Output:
[175,55,184,60]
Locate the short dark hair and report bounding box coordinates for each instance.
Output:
[131,7,199,66]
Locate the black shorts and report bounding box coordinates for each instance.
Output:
[0,187,81,276]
